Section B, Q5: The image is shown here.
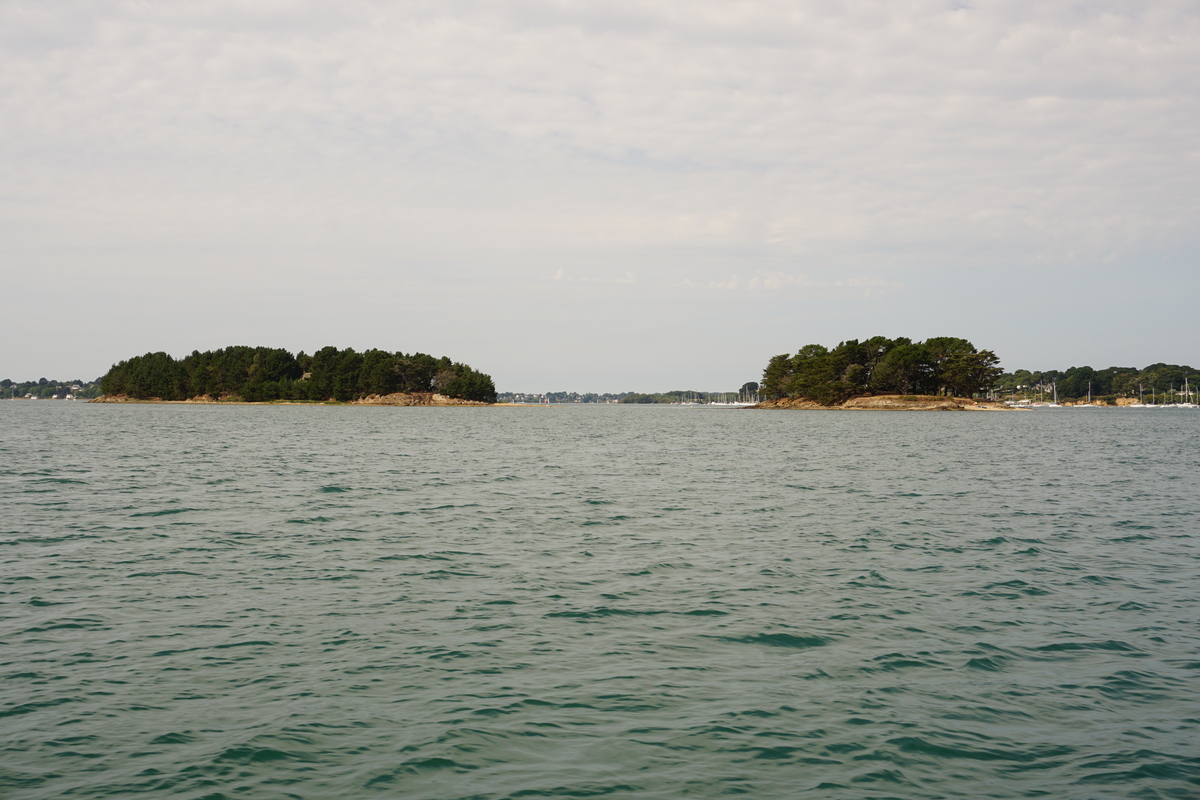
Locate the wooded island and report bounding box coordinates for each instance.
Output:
[98,346,497,404]
[760,336,1003,405]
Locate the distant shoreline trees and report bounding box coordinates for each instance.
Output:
[761,336,1003,404]
[619,384,759,404]
[1,377,102,400]
[99,346,497,403]
[995,362,1199,403]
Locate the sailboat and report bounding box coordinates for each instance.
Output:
[1178,378,1198,409]
[1074,380,1096,407]
[1047,382,1061,408]
[1127,383,1148,408]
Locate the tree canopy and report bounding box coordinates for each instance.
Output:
[99,346,496,403]
[760,336,1003,404]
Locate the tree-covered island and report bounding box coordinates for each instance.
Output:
[759,336,1004,406]
[97,346,497,404]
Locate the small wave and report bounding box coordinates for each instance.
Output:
[0,696,79,719]
[1081,574,1123,584]
[420,569,481,579]
[1113,520,1156,530]
[862,652,945,672]
[127,570,202,578]
[1034,640,1140,653]
[718,633,831,649]
[846,570,890,587]
[375,553,450,561]
[848,768,907,785]
[1094,669,1178,701]
[984,579,1029,589]
[21,619,104,633]
[130,507,198,517]
[545,607,668,619]
[1074,750,1200,786]
[966,655,1011,672]
[365,757,478,784]
[889,736,1074,763]
[213,746,304,764]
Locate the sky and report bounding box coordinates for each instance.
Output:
[3,0,1198,392]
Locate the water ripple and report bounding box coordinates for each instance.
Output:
[2,403,1199,798]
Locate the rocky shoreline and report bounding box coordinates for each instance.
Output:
[352,392,490,406]
[90,393,492,406]
[752,394,1010,411]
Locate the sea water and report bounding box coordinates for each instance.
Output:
[2,402,1198,799]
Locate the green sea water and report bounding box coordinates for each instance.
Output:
[2,402,1199,799]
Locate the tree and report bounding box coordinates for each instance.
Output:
[1057,366,1095,400]
[785,344,850,404]
[945,350,1003,397]
[440,368,497,402]
[923,337,975,394]
[760,354,793,400]
[870,343,933,394]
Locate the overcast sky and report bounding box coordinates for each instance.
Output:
[3,1,1197,391]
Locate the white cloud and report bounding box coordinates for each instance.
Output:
[1,0,1198,384]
